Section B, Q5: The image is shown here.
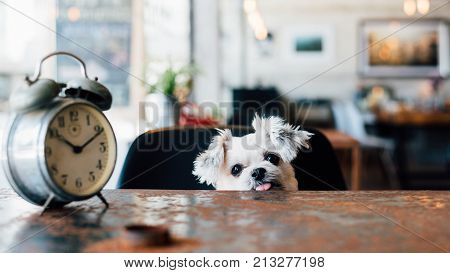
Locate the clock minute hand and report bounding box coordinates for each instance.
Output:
[79,128,104,152]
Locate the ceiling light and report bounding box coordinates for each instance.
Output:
[403,0,416,16]
[417,0,430,14]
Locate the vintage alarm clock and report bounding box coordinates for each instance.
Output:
[2,51,117,209]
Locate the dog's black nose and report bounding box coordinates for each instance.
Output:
[251,168,266,181]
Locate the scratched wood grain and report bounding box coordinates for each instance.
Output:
[0,189,448,252]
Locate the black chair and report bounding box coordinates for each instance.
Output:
[294,98,336,129]
[118,126,347,190]
[228,87,289,126]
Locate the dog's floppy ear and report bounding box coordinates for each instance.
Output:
[193,129,232,186]
[252,114,313,162]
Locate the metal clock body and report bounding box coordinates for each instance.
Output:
[2,51,117,208]
[2,99,117,206]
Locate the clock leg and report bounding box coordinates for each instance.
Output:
[97,192,109,208]
[41,193,55,215]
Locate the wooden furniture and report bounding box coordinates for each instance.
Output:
[1,189,448,252]
[321,129,361,190]
[373,111,450,189]
[376,110,450,126]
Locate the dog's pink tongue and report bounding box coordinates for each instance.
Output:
[256,183,272,191]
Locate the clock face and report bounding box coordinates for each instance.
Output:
[44,103,116,197]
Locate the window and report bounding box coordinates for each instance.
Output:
[56,0,132,106]
[143,0,191,87]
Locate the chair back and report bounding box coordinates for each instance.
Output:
[332,100,367,140]
[118,126,347,190]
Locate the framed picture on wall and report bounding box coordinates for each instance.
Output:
[281,25,335,64]
[359,19,449,78]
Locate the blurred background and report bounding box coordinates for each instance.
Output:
[0,0,449,190]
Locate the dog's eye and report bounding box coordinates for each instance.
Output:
[264,153,280,165]
[231,164,242,176]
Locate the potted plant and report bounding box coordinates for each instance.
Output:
[145,65,197,129]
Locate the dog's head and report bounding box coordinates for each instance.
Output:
[193,115,313,191]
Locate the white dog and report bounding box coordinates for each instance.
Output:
[193,115,313,191]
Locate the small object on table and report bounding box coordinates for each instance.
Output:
[124,224,172,247]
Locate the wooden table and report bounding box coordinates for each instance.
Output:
[1,189,448,253]
[321,130,361,190]
[373,111,450,189]
[376,110,450,126]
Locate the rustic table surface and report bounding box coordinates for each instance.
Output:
[0,189,448,253]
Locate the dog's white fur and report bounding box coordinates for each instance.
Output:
[193,115,313,191]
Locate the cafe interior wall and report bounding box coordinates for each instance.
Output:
[1,0,449,189]
[215,0,450,105]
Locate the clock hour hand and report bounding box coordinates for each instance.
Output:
[79,128,104,152]
[55,134,80,153]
